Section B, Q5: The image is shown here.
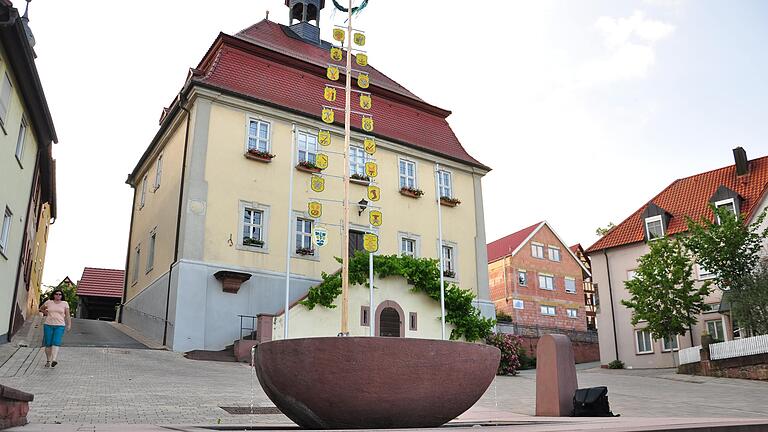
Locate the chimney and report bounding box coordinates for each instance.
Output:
[733,147,749,176]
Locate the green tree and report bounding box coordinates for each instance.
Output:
[595,222,616,237]
[41,282,78,317]
[685,206,768,333]
[621,237,711,341]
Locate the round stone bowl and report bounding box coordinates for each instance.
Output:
[254,337,500,429]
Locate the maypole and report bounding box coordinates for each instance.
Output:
[340,0,353,336]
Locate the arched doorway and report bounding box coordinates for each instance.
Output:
[375,300,405,337]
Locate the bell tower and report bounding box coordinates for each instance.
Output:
[285,0,325,44]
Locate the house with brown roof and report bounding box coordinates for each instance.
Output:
[76,268,124,321]
[121,0,494,351]
[587,148,768,369]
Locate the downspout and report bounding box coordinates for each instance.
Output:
[119,186,138,323]
[604,249,620,363]
[8,148,41,340]
[163,91,192,347]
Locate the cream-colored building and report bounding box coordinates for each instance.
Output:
[121,0,493,352]
[587,148,768,369]
[0,2,57,342]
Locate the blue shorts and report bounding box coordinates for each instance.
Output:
[43,324,65,347]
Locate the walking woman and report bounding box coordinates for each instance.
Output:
[39,289,71,367]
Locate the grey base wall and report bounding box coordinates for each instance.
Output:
[122,272,171,346]
[168,259,321,353]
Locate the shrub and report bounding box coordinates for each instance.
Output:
[495,310,513,323]
[608,359,625,369]
[485,333,523,375]
[518,349,537,370]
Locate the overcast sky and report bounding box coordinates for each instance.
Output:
[29,0,768,286]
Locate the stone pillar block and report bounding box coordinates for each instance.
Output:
[535,334,578,417]
[0,385,33,430]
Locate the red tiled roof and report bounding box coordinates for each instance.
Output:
[587,155,768,253]
[191,20,489,170]
[569,244,582,254]
[487,221,543,263]
[76,267,125,299]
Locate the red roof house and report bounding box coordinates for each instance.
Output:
[76,267,124,320]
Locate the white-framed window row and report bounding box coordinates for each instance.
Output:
[0,206,12,258]
[398,232,420,258]
[661,335,679,352]
[153,154,163,191]
[246,117,272,154]
[548,245,561,262]
[645,215,664,240]
[239,201,270,253]
[566,308,578,319]
[531,242,545,259]
[540,305,556,316]
[0,72,12,130]
[714,198,737,224]
[635,329,653,354]
[438,169,453,199]
[565,277,577,294]
[297,129,318,166]
[139,175,148,210]
[293,212,318,260]
[15,116,26,166]
[513,299,524,310]
[146,228,156,274]
[440,241,457,279]
[538,273,555,291]
[398,157,417,190]
[131,244,141,285]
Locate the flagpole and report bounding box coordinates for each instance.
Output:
[435,163,446,340]
[340,0,353,336]
[284,124,297,339]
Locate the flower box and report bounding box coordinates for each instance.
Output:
[350,174,370,186]
[399,187,424,198]
[243,237,264,248]
[296,247,315,256]
[443,270,456,278]
[440,196,461,207]
[245,149,275,163]
[296,161,322,173]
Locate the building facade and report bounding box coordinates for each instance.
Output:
[0,1,57,342]
[487,221,591,332]
[121,1,494,352]
[587,148,768,369]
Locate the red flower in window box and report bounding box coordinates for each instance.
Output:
[443,270,456,278]
[296,161,322,173]
[399,187,424,198]
[440,196,461,207]
[296,247,315,256]
[245,149,275,162]
[350,173,371,185]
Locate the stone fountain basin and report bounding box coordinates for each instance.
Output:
[254,337,500,429]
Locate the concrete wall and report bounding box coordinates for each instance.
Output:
[0,42,41,338]
[271,274,452,340]
[121,271,170,345]
[489,224,587,332]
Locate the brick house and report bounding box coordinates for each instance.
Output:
[487,221,591,332]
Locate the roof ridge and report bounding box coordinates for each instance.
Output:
[488,221,543,245]
[674,154,768,182]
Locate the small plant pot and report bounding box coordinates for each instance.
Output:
[440,197,461,207]
[399,188,424,199]
[245,152,275,163]
[296,164,321,174]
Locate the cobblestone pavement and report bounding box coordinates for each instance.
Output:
[2,346,768,426]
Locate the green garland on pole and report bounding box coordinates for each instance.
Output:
[300,252,496,341]
[332,0,369,15]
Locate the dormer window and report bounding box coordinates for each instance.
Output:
[714,198,737,224]
[645,215,664,240]
[709,185,742,224]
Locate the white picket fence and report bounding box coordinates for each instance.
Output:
[710,334,768,360]
[678,345,701,365]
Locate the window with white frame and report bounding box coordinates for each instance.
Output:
[635,329,653,354]
[154,154,163,190]
[0,72,11,126]
[538,274,554,290]
[297,131,318,165]
[706,320,724,341]
[645,215,664,240]
[715,198,737,224]
[566,308,578,318]
[548,246,561,262]
[295,217,314,254]
[242,207,265,248]
[662,335,679,352]
[697,264,715,280]
[513,299,524,309]
[350,146,367,177]
[0,207,12,256]
[247,119,270,153]
[540,305,556,316]
[400,237,416,257]
[531,243,544,259]
[565,277,577,293]
[140,175,147,209]
[132,245,141,283]
[399,159,416,189]
[442,244,456,277]
[146,231,156,272]
[438,170,452,198]
[518,270,527,286]
[15,117,26,163]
